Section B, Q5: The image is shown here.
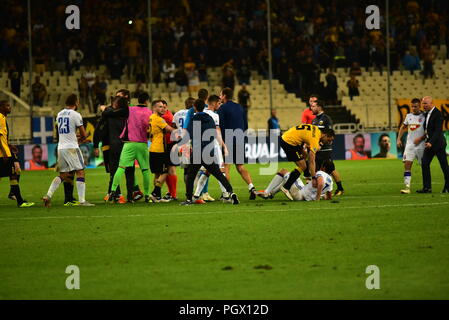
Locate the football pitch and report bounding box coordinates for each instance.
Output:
[1,159,449,300]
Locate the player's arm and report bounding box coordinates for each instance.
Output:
[216,126,228,156]
[315,175,324,201]
[77,125,88,144]
[308,150,316,178]
[324,191,332,200]
[0,134,9,163]
[414,134,426,146]
[397,124,407,148]
[163,123,175,133]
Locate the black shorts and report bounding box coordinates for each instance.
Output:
[280,138,305,162]
[165,142,179,167]
[150,152,168,174]
[0,157,16,177]
[316,150,332,168]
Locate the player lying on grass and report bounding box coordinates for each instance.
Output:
[256,160,334,201]
[279,124,335,200]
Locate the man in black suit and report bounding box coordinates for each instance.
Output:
[416,96,449,193]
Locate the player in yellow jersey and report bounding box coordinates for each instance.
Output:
[149,100,175,202]
[0,101,34,207]
[279,124,335,200]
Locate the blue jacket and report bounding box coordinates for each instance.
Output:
[217,100,247,143]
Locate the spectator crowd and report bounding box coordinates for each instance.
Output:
[1,0,448,104]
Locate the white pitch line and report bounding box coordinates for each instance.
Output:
[0,202,448,222]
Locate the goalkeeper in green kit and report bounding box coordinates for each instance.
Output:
[109,93,152,203]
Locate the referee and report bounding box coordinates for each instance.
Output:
[309,100,345,196]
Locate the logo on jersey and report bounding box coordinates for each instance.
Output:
[409,124,421,131]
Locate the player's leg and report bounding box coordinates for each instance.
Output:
[235,164,256,200]
[74,169,87,205]
[194,168,209,199]
[43,149,73,207]
[43,172,67,207]
[164,143,178,200]
[205,163,239,204]
[182,164,202,204]
[165,165,178,200]
[63,172,78,205]
[110,143,135,202]
[108,150,123,202]
[259,169,290,199]
[223,163,231,180]
[7,159,33,207]
[149,152,167,201]
[332,170,344,195]
[134,142,151,201]
[281,159,306,200]
[401,161,413,193]
[279,140,306,199]
[125,166,143,202]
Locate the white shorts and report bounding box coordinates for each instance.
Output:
[58,148,85,172]
[403,144,425,165]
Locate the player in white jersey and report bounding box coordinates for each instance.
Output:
[172,97,195,185]
[192,95,230,202]
[397,98,426,194]
[42,94,94,207]
[256,160,334,201]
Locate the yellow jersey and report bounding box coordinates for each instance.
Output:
[0,113,11,157]
[281,124,321,153]
[149,113,167,153]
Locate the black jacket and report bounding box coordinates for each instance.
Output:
[424,107,446,151]
[93,106,129,150]
[187,112,216,158]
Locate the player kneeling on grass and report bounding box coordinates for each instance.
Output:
[182,99,239,205]
[42,94,94,207]
[256,160,334,201]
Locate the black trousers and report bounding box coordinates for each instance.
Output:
[421,146,449,190]
[185,163,233,200]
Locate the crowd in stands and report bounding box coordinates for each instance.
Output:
[1,0,448,104]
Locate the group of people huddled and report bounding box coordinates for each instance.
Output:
[1,82,350,208]
[39,87,258,207]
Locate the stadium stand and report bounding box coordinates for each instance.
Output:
[1,0,449,139]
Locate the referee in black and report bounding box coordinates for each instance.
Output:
[308,99,345,195]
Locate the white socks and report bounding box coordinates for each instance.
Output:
[194,173,209,198]
[76,179,86,203]
[404,171,411,187]
[265,174,284,195]
[47,176,63,198]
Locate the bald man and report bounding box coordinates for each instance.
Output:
[416,96,449,193]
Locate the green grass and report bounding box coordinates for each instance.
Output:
[1,159,449,299]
